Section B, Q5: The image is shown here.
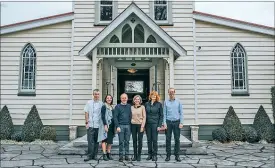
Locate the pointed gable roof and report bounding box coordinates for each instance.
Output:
[78,2,187,57]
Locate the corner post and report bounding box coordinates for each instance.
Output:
[92,49,98,91]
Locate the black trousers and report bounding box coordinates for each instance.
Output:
[145,123,158,156]
[131,124,144,156]
[165,120,181,156]
[87,127,99,157]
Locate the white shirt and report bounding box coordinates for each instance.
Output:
[84,99,103,128]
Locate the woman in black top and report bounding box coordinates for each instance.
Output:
[144,91,163,161]
[98,94,115,161]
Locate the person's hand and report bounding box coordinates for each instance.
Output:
[86,123,89,129]
[163,124,167,130]
[140,127,144,132]
[104,125,108,132]
[116,127,121,133]
[157,127,161,131]
[179,124,183,129]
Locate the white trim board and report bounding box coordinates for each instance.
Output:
[0,13,74,35]
[78,2,187,58]
[193,12,275,36]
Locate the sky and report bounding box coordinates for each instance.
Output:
[1,0,274,27]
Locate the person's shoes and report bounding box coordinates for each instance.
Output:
[152,155,157,161]
[165,155,170,161]
[146,155,152,160]
[125,156,130,161]
[103,154,109,161]
[93,155,98,160]
[107,153,113,160]
[132,155,137,161]
[137,154,141,161]
[175,155,181,162]
[84,155,92,162]
[119,156,123,162]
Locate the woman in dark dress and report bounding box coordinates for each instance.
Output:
[144,91,163,161]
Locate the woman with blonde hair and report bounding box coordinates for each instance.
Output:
[131,95,146,161]
[144,91,163,161]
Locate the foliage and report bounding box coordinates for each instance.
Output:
[253,105,275,143]
[242,126,259,143]
[22,105,43,142]
[212,127,228,143]
[0,105,14,140]
[11,132,22,142]
[222,106,243,141]
[40,126,56,141]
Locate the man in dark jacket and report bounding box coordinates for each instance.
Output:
[113,93,132,162]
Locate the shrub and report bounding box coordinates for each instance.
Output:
[222,106,243,141]
[271,86,275,123]
[212,127,228,143]
[22,105,43,142]
[0,105,14,140]
[40,126,56,141]
[11,132,22,142]
[253,105,275,143]
[242,126,259,143]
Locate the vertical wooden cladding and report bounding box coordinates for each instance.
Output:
[0,22,72,125]
[195,21,275,125]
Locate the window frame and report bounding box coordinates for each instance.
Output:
[95,0,118,26]
[149,0,173,25]
[18,43,37,96]
[230,42,249,96]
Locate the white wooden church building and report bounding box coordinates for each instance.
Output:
[1,0,274,141]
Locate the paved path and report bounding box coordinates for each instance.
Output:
[1,141,274,168]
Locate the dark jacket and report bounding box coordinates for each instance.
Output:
[113,103,132,128]
[101,105,114,126]
[144,101,163,127]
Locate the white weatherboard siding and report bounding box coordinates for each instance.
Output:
[0,21,72,125]
[196,21,275,125]
[72,0,196,126]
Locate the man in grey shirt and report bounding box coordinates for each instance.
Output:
[84,89,103,161]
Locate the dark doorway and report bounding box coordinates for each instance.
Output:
[117,69,150,105]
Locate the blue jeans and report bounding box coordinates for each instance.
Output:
[118,124,131,157]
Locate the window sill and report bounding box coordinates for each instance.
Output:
[94,22,112,26]
[18,92,36,96]
[231,92,250,96]
[158,23,174,26]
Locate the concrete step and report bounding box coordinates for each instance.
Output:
[58,133,192,155]
[73,133,192,148]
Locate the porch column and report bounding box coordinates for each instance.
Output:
[169,48,174,88]
[164,62,169,100]
[98,60,103,101]
[92,49,101,91]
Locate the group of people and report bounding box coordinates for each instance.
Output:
[83,88,184,162]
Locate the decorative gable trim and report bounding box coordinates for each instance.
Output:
[78,2,187,57]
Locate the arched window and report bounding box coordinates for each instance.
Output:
[231,43,248,94]
[110,35,120,43]
[146,35,156,43]
[122,24,132,43]
[20,43,36,93]
[134,24,144,43]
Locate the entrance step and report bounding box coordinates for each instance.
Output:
[58,133,192,155]
[73,133,191,148]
